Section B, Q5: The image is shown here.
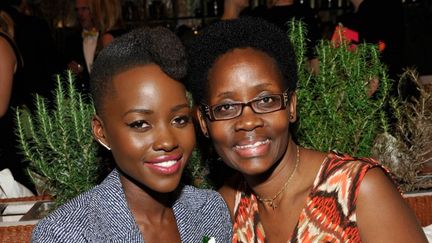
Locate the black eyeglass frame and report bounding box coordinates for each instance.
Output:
[200,90,291,121]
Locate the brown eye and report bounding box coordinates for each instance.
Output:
[172,115,191,127]
[214,103,236,112]
[128,120,150,130]
[255,95,281,109]
[261,96,273,103]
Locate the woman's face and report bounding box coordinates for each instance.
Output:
[93,64,195,193]
[198,48,296,176]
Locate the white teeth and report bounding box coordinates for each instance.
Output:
[236,139,269,149]
[155,160,177,167]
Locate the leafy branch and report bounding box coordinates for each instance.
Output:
[15,71,100,205]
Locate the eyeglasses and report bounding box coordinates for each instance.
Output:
[201,90,290,121]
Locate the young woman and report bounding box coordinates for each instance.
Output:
[186,17,427,242]
[32,27,232,242]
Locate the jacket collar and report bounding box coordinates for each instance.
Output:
[81,169,198,242]
[83,169,144,242]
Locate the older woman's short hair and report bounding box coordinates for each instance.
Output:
[186,17,298,104]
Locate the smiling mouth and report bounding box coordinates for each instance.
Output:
[234,139,270,150]
[153,160,178,168]
[145,158,182,175]
[233,139,271,158]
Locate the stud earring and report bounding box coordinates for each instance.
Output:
[97,139,111,150]
[203,131,209,138]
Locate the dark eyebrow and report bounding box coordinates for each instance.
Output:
[123,109,153,117]
[123,103,189,117]
[216,83,273,99]
[172,103,190,113]
[217,91,234,99]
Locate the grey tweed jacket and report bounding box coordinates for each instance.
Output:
[31,169,232,242]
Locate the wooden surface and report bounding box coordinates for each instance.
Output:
[0,195,52,243]
[0,194,430,242]
[404,192,432,227]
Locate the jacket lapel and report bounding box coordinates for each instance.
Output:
[83,170,144,242]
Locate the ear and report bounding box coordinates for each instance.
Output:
[92,115,111,150]
[196,107,210,138]
[288,92,297,123]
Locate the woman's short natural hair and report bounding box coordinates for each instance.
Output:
[186,17,298,105]
[90,26,187,115]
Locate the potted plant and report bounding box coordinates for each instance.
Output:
[288,20,390,157]
[372,70,432,192]
[371,70,432,226]
[288,20,432,226]
[15,71,100,206]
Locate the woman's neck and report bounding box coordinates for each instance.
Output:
[120,174,182,242]
[120,173,177,223]
[245,139,298,201]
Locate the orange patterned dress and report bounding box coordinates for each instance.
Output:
[232,151,392,243]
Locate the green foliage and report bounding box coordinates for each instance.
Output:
[372,70,432,192]
[184,148,214,189]
[15,71,99,205]
[289,21,391,157]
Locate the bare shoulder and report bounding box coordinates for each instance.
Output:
[302,148,328,166]
[357,167,427,242]
[300,148,328,179]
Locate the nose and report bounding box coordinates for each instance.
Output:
[234,106,264,131]
[152,125,178,152]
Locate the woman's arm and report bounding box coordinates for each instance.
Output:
[0,37,16,118]
[356,167,428,242]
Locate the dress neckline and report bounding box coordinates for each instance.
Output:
[233,152,333,242]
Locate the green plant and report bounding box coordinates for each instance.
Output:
[15,71,100,205]
[372,70,432,192]
[183,92,214,189]
[184,148,213,189]
[288,21,391,157]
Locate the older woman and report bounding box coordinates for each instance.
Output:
[186,17,427,242]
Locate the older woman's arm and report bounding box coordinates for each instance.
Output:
[357,168,428,242]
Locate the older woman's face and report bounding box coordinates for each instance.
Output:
[93,64,195,193]
[198,48,296,176]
